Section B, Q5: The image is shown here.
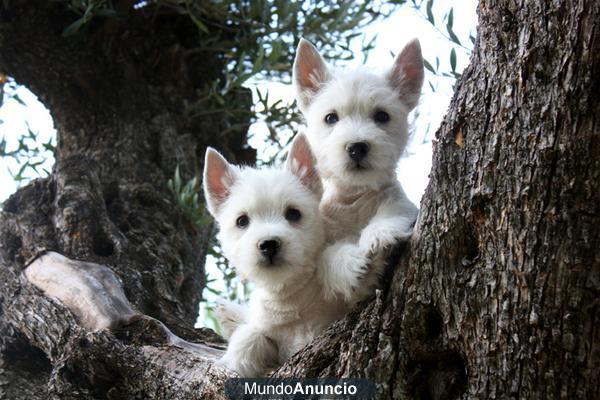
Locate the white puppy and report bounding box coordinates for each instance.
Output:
[293,38,423,296]
[203,135,369,377]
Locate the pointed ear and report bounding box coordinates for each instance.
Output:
[293,38,330,111]
[203,148,237,216]
[286,133,322,198]
[389,38,424,111]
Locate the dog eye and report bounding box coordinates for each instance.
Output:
[324,112,339,125]
[236,214,250,228]
[373,110,390,123]
[284,207,302,222]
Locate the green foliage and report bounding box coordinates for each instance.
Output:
[167,165,250,318]
[58,0,407,164]
[3,0,432,328]
[411,0,475,88]
[0,127,55,183]
[62,0,119,37]
[0,77,56,184]
[4,1,409,184]
[60,1,403,74]
[252,86,304,165]
[167,166,210,228]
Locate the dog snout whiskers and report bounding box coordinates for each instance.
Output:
[346,142,370,163]
[258,239,281,264]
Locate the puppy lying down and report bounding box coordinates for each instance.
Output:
[203,135,370,377]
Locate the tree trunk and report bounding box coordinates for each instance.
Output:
[0,1,251,398]
[274,1,600,398]
[1,0,599,399]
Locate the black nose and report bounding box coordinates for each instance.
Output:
[346,142,370,162]
[259,239,281,263]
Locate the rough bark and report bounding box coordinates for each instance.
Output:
[0,0,254,325]
[275,1,600,399]
[0,1,251,398]
[1,0,599,399]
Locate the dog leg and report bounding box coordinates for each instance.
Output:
[359,195,417,255]
[356,200,417,301]
[359,216,413,254]
[318,241,370,303]
[217,324,279,377]
[213,300,247,341]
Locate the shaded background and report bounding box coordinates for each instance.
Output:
[0,0,478,330]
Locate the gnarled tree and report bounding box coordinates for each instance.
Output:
[0,0,598,399]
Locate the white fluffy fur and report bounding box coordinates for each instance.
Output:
[293,38,423,296]
[299,68,411,189]
[203,141,368,377]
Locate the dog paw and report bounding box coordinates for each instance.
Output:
[216,354,249,377]
[213,300,246,340]
[214,356,228,369]
[337,245,370,300]
[321,242,374,302]
[348,249,370,282]
[359,221,411,256]
[214,356,241,377]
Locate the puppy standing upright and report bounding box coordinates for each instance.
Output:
[203,136,369,377]
[293,38,424,299]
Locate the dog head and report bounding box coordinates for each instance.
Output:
[202,134,324,291]
[293,38,424,190]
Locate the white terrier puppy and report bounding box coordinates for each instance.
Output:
[203,135,369,377]
[292,38,423,296]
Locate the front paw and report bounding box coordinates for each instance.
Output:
[337,245,370,300]
[214,355,236,374]
[347,248,370,285]
[216,354,250,377]
[359,222,411,256]
[213,300,245,340]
